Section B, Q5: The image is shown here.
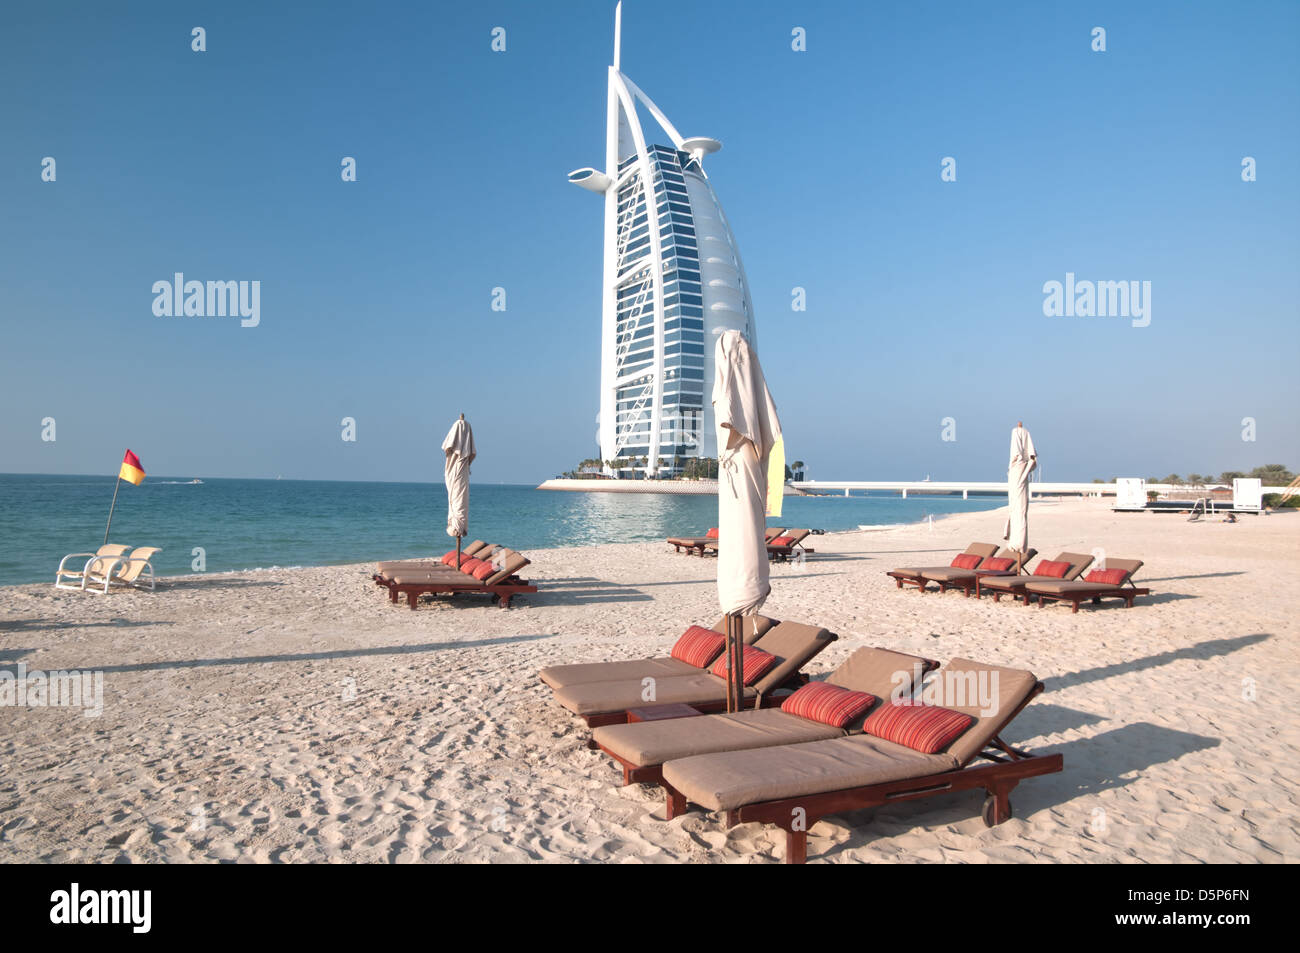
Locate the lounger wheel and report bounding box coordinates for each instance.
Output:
[982,795,1012,827]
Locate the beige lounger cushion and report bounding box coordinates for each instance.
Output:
[1023,579,1100,595]
[920,567,979,582]
[539,615,777,689]
[376,560,446,573]
[484,551,530,586]
[663,733,957,812]
[385,567,471,585]
[932,658,1038,767]
[1058,552,1096,580]
[1097,557,1143,576]
[377,541,488,573]
[749,622,836,695]
[593,707,844,766]
[551,672,754,716]
[540,657,702,691]
[826,646,929,700]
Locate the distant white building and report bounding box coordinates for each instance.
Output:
[570,2,757,477]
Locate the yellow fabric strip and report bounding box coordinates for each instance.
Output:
[766,436,785,518]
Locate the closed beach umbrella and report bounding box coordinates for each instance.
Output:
[713,330,782,712]
[1004,421,1037,572]
[442,415,476,560]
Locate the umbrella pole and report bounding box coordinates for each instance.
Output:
[734,613,741,712]
[456,535,461,565]
[724,612,738,713]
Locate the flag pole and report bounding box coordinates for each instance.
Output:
[103,474,123,546]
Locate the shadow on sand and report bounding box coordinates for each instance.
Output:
[0,632,556,677]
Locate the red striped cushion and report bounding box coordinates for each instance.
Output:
[781,682,878,728]
[441,550,459,566]
[710,644,779,685]
[1085,568,1127,585]
[981,557,1014,572]
[770,536,795,547]
[862,701,973,754]
[471,560,498,581]
[705,528,719,539]
[459,557,486,576]
[670,626,726,668]
[1033,559,1070,578]
[951,553,981,569]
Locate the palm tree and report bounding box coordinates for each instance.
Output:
[791,460,805,481]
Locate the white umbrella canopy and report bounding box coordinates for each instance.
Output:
[713,330,782,711]
[442,415,476,542]
[1003,422,1037,569]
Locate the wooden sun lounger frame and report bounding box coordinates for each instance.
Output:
[668,528,785,557]
[666,537,712,556]
[767,530,814,563]
[381,572,536,609]
[1029,578,1150,613]
[887,551,995,593]
[595,655,941,795]
[975,553,1092,604]
[916,548,1037,597]
[660,681,1062,864]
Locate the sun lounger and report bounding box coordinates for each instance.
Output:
[660,657,1062,862]
[768,529,814,562]
[381,548,537,608]
[375,541,488,577]
[591,646,938,798]
[976,551,1094,603]
[669,528,786,556]
[666,528,719,556]
[549,621,839,728]
[1023,558,1150,612]
[538,615,778,691]
[919,547,1038,597]
[55,544,131,591]
[82,546,162,593]
[886,542,1001,592]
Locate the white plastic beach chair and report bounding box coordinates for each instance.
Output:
[82,546,162,594]
[55,545,130,591]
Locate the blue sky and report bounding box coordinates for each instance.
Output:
[1,0,1296,484]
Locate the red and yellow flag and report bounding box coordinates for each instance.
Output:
[119,449,146,485]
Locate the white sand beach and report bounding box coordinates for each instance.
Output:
[1,499,1297,864]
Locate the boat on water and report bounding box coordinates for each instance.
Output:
[187,479,203,484]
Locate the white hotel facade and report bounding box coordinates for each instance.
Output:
[569,3,757,477]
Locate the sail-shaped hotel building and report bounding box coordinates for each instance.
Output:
[569,2,757,477]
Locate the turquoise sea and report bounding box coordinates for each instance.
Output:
[0,474,1004,587]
